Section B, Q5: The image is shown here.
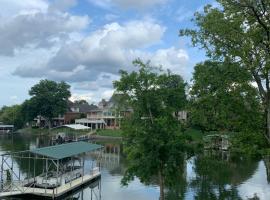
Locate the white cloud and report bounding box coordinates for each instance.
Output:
[0,0,48,18]
[14,20,168,81]
[0,0,90,56]
[69,93,94,103]
[74,73,120,91]
[88,0,167,9]
[104,14,119,21]
[101,89,115,100]
[14,19,190,84]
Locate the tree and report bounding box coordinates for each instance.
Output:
[0,105,25,129]
[180,0,270,143]
[189,61,263,132]
[28,79,71,128]
[113,59,189,200]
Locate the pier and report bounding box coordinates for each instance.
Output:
[0,141,103,199]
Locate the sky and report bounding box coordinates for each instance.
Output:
[0,0,215,107]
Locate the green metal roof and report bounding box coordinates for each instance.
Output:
[30,142,103,159]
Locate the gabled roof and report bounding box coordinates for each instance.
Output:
[30,142,103,159]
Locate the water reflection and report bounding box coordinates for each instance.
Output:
[0,134,270,200]
[187,151,258,200]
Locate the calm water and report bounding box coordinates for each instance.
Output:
[0,134,270,200]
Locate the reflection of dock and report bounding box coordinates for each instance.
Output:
[100,144,121,171]
[0,142,103,199]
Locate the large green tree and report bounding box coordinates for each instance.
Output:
[180,0,270,143]
[190,61,262,132]
[28,79,71,128]
[114,59,189,200]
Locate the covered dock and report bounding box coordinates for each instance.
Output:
[0,141,103,199]
[0,124,14,134]
[203,134,230,151]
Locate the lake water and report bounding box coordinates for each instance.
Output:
[0,134,270,200]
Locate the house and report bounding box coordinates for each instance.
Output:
[75,97,132,130]
[34,101,99,128]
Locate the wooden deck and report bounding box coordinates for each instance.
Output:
[0,169,100,199]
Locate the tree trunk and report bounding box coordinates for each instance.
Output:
[267,104,270,143]
[159,169,165,200]
[263,155,270,183]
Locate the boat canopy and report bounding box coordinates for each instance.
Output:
[30,141,102,159]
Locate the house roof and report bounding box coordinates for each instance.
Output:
[30,141,103,159]
[69,102,98,113]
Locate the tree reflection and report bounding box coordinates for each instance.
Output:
[190,151,258,200]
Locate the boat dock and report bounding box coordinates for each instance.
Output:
[0,124,14,134]
[0,141,103,199]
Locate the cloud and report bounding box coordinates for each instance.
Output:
[0,0,48,18]
[88,0,167,9]
[104,14,119,21]
[49,0,78,11]
[14,19,190,84]
[74,73,120,91]
[14,20,169,81]
[0,1,90,56]
[69,93,94,103]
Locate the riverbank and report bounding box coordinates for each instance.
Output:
[17,127,123,139]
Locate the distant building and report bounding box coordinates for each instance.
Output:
[34,101,99,128]
[76,97,132,130]
[175,111,188,122]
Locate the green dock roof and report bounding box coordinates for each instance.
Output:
[30,141,103,159]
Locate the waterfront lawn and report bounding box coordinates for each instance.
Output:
[96,129,123,137]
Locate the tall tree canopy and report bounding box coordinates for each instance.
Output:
[114,59,189,200]
[28,79,71,127]
[190,61,262,132]
[180,0,270,143]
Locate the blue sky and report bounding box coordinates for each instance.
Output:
[0,0,214,107]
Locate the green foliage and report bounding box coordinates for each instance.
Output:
[0,105,25,129]
[231,131,268,156]
[27,79,71,126]
[114,59,189,199]
[180,0,270,141]
[189,61,263,132]
[96,129,123,137]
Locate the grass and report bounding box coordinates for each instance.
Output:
[96,129,123,137]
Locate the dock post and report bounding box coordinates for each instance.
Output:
[1,155,3,190]
[45,158,48,194]
[56,159,59,195]
[98,178,101,200]
[82,155,85,182]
